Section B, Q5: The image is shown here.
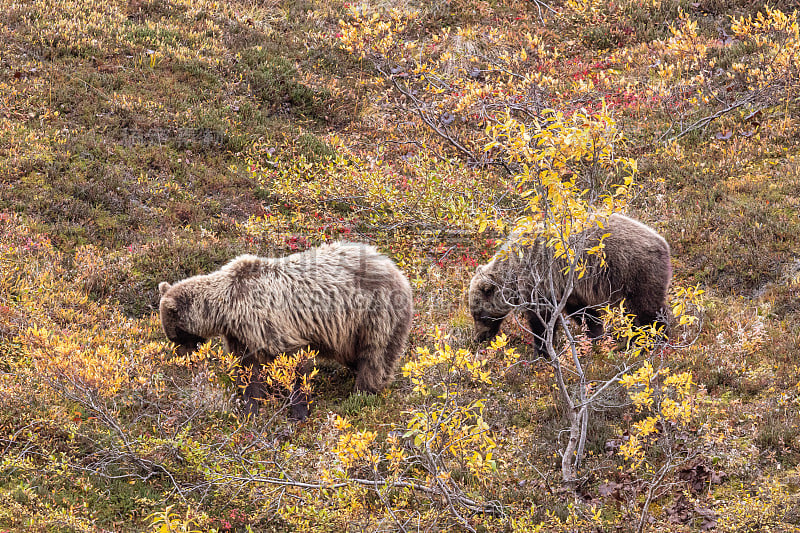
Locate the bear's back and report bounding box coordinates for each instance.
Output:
[278,242,403,289]
[221,243,410,360]
[606,214,669,253]
[604,214,671,282]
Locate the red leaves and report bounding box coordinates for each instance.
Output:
[284,234,310,251]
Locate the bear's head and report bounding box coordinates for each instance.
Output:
[468,263,512,343]
[158,281,207,355]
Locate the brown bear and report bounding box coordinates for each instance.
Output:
[469,213,671,352]
[158,242,413,419]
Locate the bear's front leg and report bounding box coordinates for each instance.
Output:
[237,354,266,417]
[226,335,266,417]
[524,308,551,356]
[288,379,310,421]
[582,308,605,339]
[287,351,321,421]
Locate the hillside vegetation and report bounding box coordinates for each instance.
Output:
[1,0,799,531]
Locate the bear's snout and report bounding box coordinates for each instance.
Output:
[169,326,206,354]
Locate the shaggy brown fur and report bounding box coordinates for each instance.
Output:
[469,214,671,351]
[159,242,413,419]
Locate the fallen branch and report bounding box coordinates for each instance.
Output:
[204,472,505,517]
[660,83,776,143]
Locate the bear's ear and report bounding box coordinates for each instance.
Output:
[475,265,493,284]
[159,282,172,297]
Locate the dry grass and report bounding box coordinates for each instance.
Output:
[1,0,800,531]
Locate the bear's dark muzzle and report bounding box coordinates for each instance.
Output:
[172,327,206,354]
[474,318,502,343]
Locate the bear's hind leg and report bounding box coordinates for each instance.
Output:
[353,332,391,395]
[352,307,399,394]
[353,303,410,394]
[627,296,671,344]
[630,298,669,337]
[564,300,604,340]
[354,356,386,394]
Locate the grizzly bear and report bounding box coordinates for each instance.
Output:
[469,213,671,352]
[158,242,413,419]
